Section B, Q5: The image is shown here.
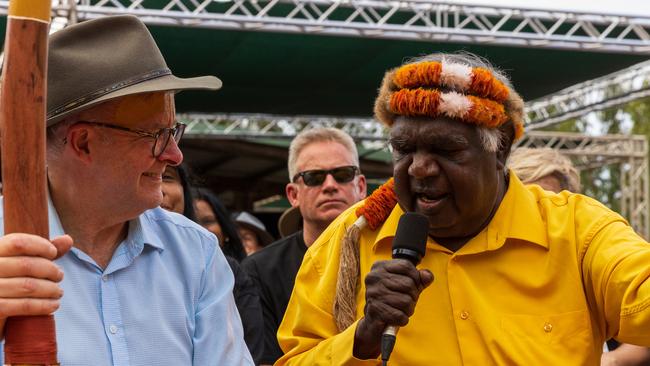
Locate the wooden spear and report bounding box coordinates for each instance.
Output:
[0,1,56,365]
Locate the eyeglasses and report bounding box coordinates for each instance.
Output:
[78,121,186,158]
[292,165,359,187]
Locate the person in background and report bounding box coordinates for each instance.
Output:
[233,211,274,255]
[241,127,367,365]
[161,162,197,221]
[195,188,247,261]
[161,166,264,364]
[509,147,650,366]
[0,15,252,364]
[508,147,580,192]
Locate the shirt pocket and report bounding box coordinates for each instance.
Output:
[496,310,597,364]
[501,309,592,345]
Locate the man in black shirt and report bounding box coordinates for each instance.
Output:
[242,128,367,365]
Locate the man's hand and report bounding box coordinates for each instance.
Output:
[353,259,433,359]
[0,234,73,337]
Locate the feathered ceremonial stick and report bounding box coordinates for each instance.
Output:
[0,1,57,365]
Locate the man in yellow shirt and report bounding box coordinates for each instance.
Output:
[276,52,650,365]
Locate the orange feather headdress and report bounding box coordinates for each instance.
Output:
[374,59,525,140]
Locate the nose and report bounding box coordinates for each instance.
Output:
[321,173,340,192]
[158,137,183,166]
[408,151,440,179]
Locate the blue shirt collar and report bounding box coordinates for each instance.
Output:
[47,194,165,252]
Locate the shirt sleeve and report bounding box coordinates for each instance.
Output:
[581,207,650,347]
[193,242,254,365]
[275,224,381,366]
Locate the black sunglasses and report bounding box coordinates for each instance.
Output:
[78,121,186,158]
[292,166,359,187]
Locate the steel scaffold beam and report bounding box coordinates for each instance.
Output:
[181,113,388,141]
[526,59,650,130]
[2,0,650,54]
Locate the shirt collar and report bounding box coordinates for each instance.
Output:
[47,194,165,252]
[128,211,165,252]
[370,171,548,254]
[480,172,549,251]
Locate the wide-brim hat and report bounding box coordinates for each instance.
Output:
[46,15,222,126]
[234,212,275,246]
[278,206,302,238]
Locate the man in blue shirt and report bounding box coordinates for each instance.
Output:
[0,15,253,365]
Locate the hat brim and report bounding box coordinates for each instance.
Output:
[278,206,302,238]
[47,74,222,126]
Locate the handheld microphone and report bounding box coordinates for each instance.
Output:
[381,212,429,365]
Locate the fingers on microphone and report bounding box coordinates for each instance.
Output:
[380,275,420,303]
[419,269,434,289]
[366,298,411,327]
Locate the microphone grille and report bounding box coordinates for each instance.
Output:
[392,212,429,258]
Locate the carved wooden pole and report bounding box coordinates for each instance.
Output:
[0,1,56,364]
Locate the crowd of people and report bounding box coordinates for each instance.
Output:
[0,14,649,366]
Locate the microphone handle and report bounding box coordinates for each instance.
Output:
[381,325,399,365]
[383,325,399,337]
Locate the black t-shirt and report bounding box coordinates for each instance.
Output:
[241,231,307,364]
[225,256,264,365]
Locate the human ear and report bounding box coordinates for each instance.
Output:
[286,183,300,207]
[66,126,92,163]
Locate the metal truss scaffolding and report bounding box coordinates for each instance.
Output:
[527,59,650,130]
[2,0,650,54]
[1,1,649,127]
[515,131,649,239]
[181,113,387,141]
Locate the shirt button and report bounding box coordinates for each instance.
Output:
[102,275,108,282]
[109,325,118,334]
[543,323,553,333]
[460,311,469,320]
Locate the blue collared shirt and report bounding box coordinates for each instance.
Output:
[0,198,253,365]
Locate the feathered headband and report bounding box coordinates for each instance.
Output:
[374,59,525,140]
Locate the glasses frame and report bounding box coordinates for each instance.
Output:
[292,165,359,187]
[77,121,186,158]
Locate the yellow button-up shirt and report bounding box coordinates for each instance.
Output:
[276,174,650,365]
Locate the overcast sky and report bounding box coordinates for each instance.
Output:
[448,0,650,17]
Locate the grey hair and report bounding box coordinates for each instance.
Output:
[288,127,359,180]
[46,118,114,156]
[508,147,581,192]
[476,126,503,153]
[46,119,75,155]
